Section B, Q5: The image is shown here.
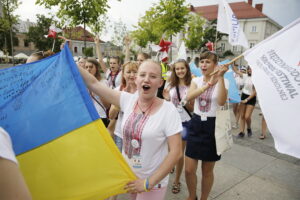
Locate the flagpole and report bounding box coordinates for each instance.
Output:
[214,29,218,51]
[52,38,56,52]
[210,53,244,76]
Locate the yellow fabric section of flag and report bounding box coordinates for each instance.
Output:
[17,119,136,200]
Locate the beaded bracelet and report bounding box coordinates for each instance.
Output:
[143,178,150,192]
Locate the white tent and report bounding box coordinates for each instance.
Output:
[14,53,29,59]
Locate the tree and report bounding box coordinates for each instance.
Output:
[88,14,109,37]
[36,0,113,49]
[131,0,189,60]
[201,19,227,50]
[83,47,93,57]
[184,13,206,58]
[111,19,128,47]
[27,14,62,52]
[0,0,20,64]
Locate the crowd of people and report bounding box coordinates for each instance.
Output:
[0,36,268,200]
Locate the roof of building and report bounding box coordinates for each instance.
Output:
[63,26,104,43]
[192,1,266,21]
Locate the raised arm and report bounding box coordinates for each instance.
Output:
[216,64,229,106]
[95,36,108,73]
[232,64,243,77]
[186,81,211,102]
[78,65,120,107]
[124,35,131,63]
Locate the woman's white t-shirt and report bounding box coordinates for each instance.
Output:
[120,92,182,187]
[193,77,229,117]
[234,73,246,94]
[105,69,122,89]
[169,85,191,122]
[0,127,18,164]
[242,75,253,95]
[92,79,109,118]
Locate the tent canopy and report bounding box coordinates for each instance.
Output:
[15,53,29,59]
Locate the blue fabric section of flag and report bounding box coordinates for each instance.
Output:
[63,45,99,121]
[0,46,99,155]
[189,60,241,103]
[219,60,241,103]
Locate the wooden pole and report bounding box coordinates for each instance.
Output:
[210,53,244,76]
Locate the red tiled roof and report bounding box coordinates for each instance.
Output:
[63,26,104,42]
[192,2,266,21]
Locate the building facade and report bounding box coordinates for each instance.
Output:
[13,20,36,56]
[191,0,282,65]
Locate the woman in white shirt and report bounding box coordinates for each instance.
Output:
[183,51,229,200]
[85,58,110,127]
[78,60,182,200]
[238,66,257,137]
[95,36,122,89]
[0,127,32,200]
[163,59,193,194]
[108,61,138,152]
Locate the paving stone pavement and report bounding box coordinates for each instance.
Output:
[116,107,300,200]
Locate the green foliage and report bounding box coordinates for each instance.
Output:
[36,0,111,28]
[0,0,20,55]
[111,19,128,46]
[184,13,205,51]
[27,14,62,52]
[83,47,93,57]
[89,14,109,36]
[201,19,227,48]
[131,0,189,48]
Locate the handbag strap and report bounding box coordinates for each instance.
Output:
[90,92,107,112]
[175,86,192,118]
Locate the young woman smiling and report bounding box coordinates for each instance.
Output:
[163,59,193,194]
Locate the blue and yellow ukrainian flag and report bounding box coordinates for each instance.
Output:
[0,45,136,199]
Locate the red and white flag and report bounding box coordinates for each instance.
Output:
[217,0,249,48]
[243,17,300,158]
[44,25,62,38]
[150,39,172,62]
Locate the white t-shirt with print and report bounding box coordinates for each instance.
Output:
[105,69,122,89]
[0,127,18,164]
[193,77,229,117]
[120,92,182,187]
[169,85,191,122]
[242,75,253,95]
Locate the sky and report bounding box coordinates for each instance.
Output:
[15,0,300,40]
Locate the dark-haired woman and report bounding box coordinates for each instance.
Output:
[163,59,193,194]
[85,58,110,127]
[95,37,122,89]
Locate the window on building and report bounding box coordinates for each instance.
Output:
[74,47,78,53]
[24,40,29,47]
[221,43,225,51]
[250,43,255,48]
[251,26,257,32]
[233,46,237,52]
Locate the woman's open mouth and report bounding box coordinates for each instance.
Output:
[142,85,151,91]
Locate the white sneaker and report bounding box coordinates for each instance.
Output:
[232,122,239,128]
